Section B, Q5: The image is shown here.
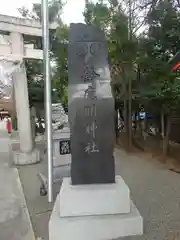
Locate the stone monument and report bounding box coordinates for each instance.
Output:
[49,23,143,240]
[68,23,115,185]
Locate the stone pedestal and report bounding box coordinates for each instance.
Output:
[49,175,143,240]
[13,148,40,165]
[60,176,130,217]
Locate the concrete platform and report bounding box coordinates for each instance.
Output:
[59,175,130,217]
[49,194,143,240]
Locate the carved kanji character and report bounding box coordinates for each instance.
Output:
[81,65,100,83]
[84,141,99,154]
[85,121,97,138]
[84,104,96,117]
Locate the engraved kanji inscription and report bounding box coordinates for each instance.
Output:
[90,42,103,56]
[85,141,99,155]
[75,43,88,57]
[85,121,97,138]
[81,65,100,83]
[59,140,71,155]
[84,104,97,117]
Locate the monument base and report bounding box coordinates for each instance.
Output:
[59,176,130,217]
[49,175,143,240]
[13,148,40,165]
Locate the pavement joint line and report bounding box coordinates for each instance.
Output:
[14,167,36,240]
[35,209,53,216]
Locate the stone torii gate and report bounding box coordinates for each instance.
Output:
[0,14,56,165]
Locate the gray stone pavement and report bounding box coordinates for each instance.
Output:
[17,143,180,240]
[17,142,68,240]
[0,131,35,240]
[114,149,180,240]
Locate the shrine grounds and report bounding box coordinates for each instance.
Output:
[1,121,180,240]
[16,141,180,240]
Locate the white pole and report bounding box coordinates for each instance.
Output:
[42,0,53,202]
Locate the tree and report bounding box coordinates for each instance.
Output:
[18,0,64,23]
[136,0,180,158]
[83,0,139,145]
[52,24,69,104]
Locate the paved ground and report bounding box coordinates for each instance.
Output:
[0,128,35,240]
[17,143,180,240]
[18,142,69,240]
[114,149,180,240]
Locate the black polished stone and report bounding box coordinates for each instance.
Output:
[68,23,115,185]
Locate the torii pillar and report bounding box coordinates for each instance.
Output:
[11,32,34,155]
[0,14,57,164]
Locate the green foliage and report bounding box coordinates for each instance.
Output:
[25,59,43,108]
[83,0,138,101]
[18,0,64,23]
[18,0,66,108]
[137,0,180,114]
[83,0,180,153]
[19,0,180,121]
[52,24,69,104]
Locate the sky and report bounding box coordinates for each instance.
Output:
[0,0,88,24]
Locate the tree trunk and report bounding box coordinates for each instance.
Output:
[162,115,171,161]
[115,109,119,142]
[124,98,128,149]
[161,111,165,138]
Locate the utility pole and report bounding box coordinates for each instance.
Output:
[42,0,53,203]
